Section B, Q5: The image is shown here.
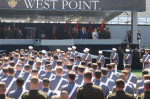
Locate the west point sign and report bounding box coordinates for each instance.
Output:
[0,0,146,11]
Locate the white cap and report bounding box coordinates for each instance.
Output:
[72,46,76,49]
[126,49,130,52]
[112,48,117,51]
[98,50,103,54]
[42,50,46,53]
[56,49,61,52]
[68,47,72,51]
[83,48,90,52]
[28,46,33,49]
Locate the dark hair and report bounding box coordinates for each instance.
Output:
[42,78,50,87]
[28,59,34,66]
[142,70,149,75]
[53,55,58,60]
[97,61,102,68]
[78,66,85,73]
[66,64,72,70]
[92,63,97,70]
[16,77,24,87]
[116,79,125,89]
[94,70,101,79]
[8,67,15,74]
[81,61,86,66]
[106,64,112,70]
[68,71,76,81]
[57,60,63,66]
[101,68,108,75]
[84,71,92,80]
[87,62,92,68]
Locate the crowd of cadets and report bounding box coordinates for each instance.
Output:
[64,27,111,39]
[0,46,150,99]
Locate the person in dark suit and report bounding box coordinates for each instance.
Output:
[21,76,48,99]
[107,79,134,99]
[79,27,87,39]
[137,80,150,99]
[76,70,104,99]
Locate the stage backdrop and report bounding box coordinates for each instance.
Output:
[0,0,146,11]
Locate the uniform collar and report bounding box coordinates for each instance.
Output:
[116,90,125,93]
[69,82,75,84]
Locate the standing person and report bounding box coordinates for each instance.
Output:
[117,46,124,70]
[127,30,132,44]
[82,48,92,64]
[72,27,79,39]
[21,76,48,99]
[76,70,104,99]
[140,46,146,58]
[97,50,105,67]
[137,30,141,48]
[107,79,134,99]
[110,48,119,72]
[123,49,132,66]
[92,28,99,39]
[141,49,150,69]
[79,27,87,39]
[132,47,141,70]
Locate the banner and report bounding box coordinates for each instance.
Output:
[0,0,145,11]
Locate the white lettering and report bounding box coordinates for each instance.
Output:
[62,0,68,9]
[24,0,36,8]
[78,1,82,9]
[69,0,78,9]
[83,1,91,10]
[37,0,43,8]
[43,0,50,9]
[50,0,58,9]
[92,1,99,10]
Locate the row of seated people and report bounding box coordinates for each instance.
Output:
[0,66,150,99]
[0,46,148,99]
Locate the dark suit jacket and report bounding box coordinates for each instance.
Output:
[76,83,104,99]
[79,31,86,39]
[107,90,134,99]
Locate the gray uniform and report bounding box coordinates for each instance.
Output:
[112,84,134,95]
[126,72,137,84]
[62,82,80,99]
[137,86,144,95]
[97,55,105,67]
[71,51,78,58]
[93,80,109,99]
[41,72,55,80]
[74,61,81,66]
[42,88,57,99]
[50,76,68,91]
[82,53,92,63]
[137,80,144,88]
[123,54,132,65]
[1,76,17,95]
[107,71,118,82]
[110,52,119,65]
[100,76,115,91]
[9,87,28,99]
[75,75,85,86]
[141,54,150,69]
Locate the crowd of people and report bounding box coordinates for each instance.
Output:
[64,27,111,39]
[0,45,150,99]
[0,25,24,39]
[0,25,111,39]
